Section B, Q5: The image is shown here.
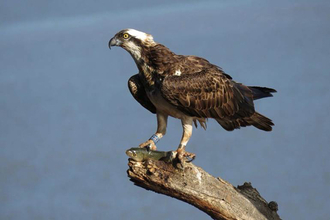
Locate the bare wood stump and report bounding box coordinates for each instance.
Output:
[127,159,281,220]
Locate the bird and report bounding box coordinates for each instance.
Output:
[109,29,276,167]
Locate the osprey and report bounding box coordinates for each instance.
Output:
[109,29,276,166]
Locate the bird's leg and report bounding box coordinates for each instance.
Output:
[174,117,195,169]
[139,113,168,150]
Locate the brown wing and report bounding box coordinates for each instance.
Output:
[160,66,263,131]
[147,44,229,78]
[128,74,156,114]
[172,55,233,79]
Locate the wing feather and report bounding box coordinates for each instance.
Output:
[128,74,156,114]
[152,52,274,131]
[160,67,255,122]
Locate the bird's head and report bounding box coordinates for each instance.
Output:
[109,29,155,61]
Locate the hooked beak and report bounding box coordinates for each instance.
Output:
[108,37,119,49]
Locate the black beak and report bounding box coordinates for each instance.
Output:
[108,37,118,49]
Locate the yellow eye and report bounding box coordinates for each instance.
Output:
[123,33,129,39]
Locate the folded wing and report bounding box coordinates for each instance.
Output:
[160,67,273,131]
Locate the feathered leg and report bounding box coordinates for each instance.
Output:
[174,117,196,169]
[139,112,168,150]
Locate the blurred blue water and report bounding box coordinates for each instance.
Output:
[1,0,330,219]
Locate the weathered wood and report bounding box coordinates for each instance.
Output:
[127,159,281,220]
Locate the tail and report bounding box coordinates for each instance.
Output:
[215,112,274,131]
[246,112,274,131]
[249,86,277,100]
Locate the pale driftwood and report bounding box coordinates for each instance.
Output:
[127,159,281,220]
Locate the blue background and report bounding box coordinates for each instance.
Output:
[1,0,330,219]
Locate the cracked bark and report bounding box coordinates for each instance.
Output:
[127,159,281,220]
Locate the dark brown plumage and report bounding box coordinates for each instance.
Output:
[160,65,274,131]
[109,29,276,165]
[143,43,275,131]
[128,74,156,114]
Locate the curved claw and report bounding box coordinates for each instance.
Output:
[174,149,196,169]
[185,153,196,163]
[139,140,157,150]
[146,144,152,151]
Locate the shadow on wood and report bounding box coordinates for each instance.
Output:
[127,159,281,220]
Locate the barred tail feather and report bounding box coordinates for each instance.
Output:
[247,112,274,131]
[249,86,277,100]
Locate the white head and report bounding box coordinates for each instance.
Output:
[126,29,154,42]
[109,29,156,61]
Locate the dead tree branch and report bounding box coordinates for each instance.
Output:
[127,159,281,220]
